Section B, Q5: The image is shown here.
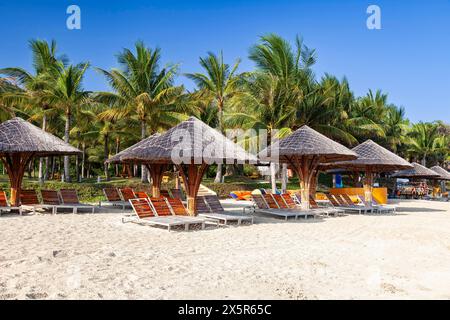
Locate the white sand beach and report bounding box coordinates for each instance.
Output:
[0,199,449,300]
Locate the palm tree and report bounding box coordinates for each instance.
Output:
[186,51,242,183]
[381,105,409,152]
[408,122,442,166]
[43,63,90,182]
[0,39,66,182]
[95,41,183,182]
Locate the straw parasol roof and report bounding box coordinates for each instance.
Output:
[392,162,441,179]
[107,133,161,164]
[113,116,257,164]
[259,125,357,163]
[430,166,450,181]
[0,117,80,156]
[325,139,413,172]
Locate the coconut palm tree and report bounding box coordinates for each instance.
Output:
[95,41,184,182]
[0,39,66,182]
[408,122,442,166]
[43,62,90,182]
[186,51,242,183]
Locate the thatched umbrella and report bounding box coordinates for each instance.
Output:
[326,140,413,204]
[108,117,256,214]
[260,125,357,210]
[107,133,164,196]
[392,162,441,179]
[0,117,81,206]
[430,166,450,181]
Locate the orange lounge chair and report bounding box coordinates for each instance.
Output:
[100,188,131,210]
[20,190,55,214]
[58,189,96,214]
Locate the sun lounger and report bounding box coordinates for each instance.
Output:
[134,191,150,199]
[308,195,343,216]
[58,189,95,214]
[339,194,372,214]
[125,198,202,231]
[148,197,206,230]
[371,196,396,213]
[0,190,22,215]
[41,189,69,215]
[100,188,131,210]
[273,193,319,219]
[20,190,55,214]
[119,188,135,202]
[249,194,298,220]
[199,195,253,225]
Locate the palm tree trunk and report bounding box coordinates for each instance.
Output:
[75,141,80,182]
[141,120,147,183]
[104,134,110,181]
[214,100,224,183]
[81,143,86,179]
[38,113,47,184]
[422,156,426,166]
[270,162,277,193]
[64,110,71,182]
[281,163,288,193]
[115,137,120,177]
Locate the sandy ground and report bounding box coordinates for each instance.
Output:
[0,199,449,300]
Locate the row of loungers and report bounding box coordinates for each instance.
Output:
[0,189,95,215]
[248,192,396,219]
[125,195,253,231]
[99,187,184,210]
[249,193,343,220]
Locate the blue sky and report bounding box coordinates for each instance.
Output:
[1,0,449,123]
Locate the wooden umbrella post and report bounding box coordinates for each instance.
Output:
[287,156,319,210]
[364,168,374,206]
[146,164,166,198]
[176,163,209,215]
[1,152,34,207]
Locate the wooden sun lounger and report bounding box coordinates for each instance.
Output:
[309,195,344,216]
[338,194,372,214]
[20,190,55,214]
[58,189,95,214]
[119,188,135,201]
[249,194,298,220]
[134,191,150,199]
[0,190,22,216]
[125,198,201,231]
[199,195,253,225]
[273,193,319,219]
[100,188,131,210]
[148,197,206,230]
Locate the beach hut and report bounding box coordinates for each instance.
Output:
[325,140,413,205]
[392,162,441,180]
[0,117,81,206]
[259,125,357,210]
[107,117,256,214]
